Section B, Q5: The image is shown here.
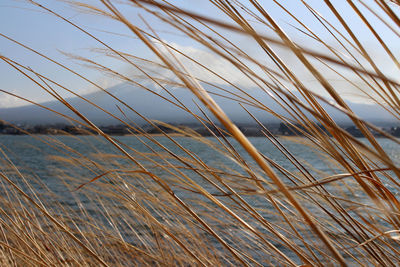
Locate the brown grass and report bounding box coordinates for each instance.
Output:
[1,0,400,265]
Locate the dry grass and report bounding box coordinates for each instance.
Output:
[1,0,400,265]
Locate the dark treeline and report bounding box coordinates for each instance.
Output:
[0,121,398,137]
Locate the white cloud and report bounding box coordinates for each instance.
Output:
[155,42,257,88]
[0,91,28,108]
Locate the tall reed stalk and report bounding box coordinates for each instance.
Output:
[1,0,400,265]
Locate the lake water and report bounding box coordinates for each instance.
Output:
[1,135,399,265]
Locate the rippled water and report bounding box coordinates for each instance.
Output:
[1,135,399,264]
[2,134,398,190]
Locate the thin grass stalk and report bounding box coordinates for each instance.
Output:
[100,1,351,265]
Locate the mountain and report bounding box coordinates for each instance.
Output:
[0,83,395,126]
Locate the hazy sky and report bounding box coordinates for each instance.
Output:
[1,0,399,108]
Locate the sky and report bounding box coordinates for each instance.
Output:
[1,0,399,108]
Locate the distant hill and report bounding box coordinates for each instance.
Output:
[0,83,395,126]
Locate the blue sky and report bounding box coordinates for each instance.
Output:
[1,0,399,108]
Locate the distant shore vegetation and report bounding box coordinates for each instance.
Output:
[1,120,399,138]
